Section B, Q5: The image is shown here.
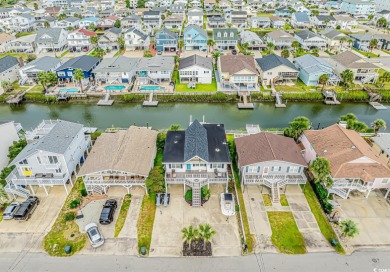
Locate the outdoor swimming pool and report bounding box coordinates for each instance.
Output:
[139,86,165,91]
[105,85,126,91]
[59,88,79,93]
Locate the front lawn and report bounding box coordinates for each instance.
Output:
[280,195,289,206]
[114,194,132,237]
[262,194,272,206]
[28,85,44,94]
[352,48,378,58]
[301,184,345,254]
[137,193,157,255]
[268,211,306,254]
[173,71,217,92]
[256,13,273,17]
[0,53,36,61]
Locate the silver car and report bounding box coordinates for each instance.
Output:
[2,202,20,220]
[85,223,104,248]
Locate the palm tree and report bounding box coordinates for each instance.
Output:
[347,39,354,49]
[340,219,359,239]
[44,21,50,28]
[325,18,330,28]
[340,69,354,87]
[73,68,85,92]
[198,224,216,250]
[207,39,215,53]
[368,14,374,21]
[88,23,95,31]
[291,41,300,52]
[318,74,329,91]
[117,37,125,51]
[283,116,310,141]
[383,71,390,82]
[1,80,11,92]
[93,47,106,59]
[90,35,99,46]
[0,184,8,204]
[309,157,332,187]
[181,226,198,247]
[58,13,66,20]
[311,48,319,57]
[377,17,388,28]
[37,71,57,93]
[266,42,275,54]
[177,40,184,52]
[340,37,347,49]
[241,42,249,52]
[373,119,386,134]
[281,49,290,58]
[369,39,378,54]
[212,50,221,65]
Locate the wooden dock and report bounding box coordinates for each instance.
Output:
[322,89,340,105]
[274,92,286,108]
[237,92,254,109]
[6,90,27,104]
[97,93,114,106]
[142,92,159,107]
[369,102,387,110]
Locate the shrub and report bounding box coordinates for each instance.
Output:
[69,199,81,209]
[156,132,166,150]
[185,189,192,202]
[235,204,240,212]
[65,212,76,221]
[312,182,333,214]
[80,188,87,197]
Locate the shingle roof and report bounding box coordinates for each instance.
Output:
[179,54,212,70]
[319,29,345,40]
[304,125,390,181]
[22,56,61,72]
[331,51,378,69]
[266,30,296,41]
[93,56,138,73]
[235,132,307,167]
[256,54,297,72]
[10,120,83,166]
[78,126,158,176]
[156,27,177,39]
[372,134,390,155]
[35,28,64,43]
[294,54,332,74]
[56,55,100,72]
[220,55,257,75]
[213,28,239,41]
[136,56,174,71]
[295,30,322,40]
[316,15,335,22]
[293,12,310,22]
[108,27,121,35]
[184,25,207,39]
[184,120,209,161]
[0,56,19,74]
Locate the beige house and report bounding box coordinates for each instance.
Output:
[255,53,298,86]
[217,55,259,92]
[319,29,348,50]
[0,33,15,53]
[371,134,390,167]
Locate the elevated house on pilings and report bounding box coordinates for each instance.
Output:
[162,120,231,207]
[301,124,390,199]
[77,126,158,195]
[5,120,91,199]
[235,132,308,203]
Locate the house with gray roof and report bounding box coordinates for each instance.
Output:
[213,28,239,50]
[265,30,297,49]
[124,27,150,50]
[187,7,203,27]
[208,16,226,28]
[178,54,213,84]
[240,31,266,50]
[291,12,311,29]
[136,56,175,85]
[184,25,207,51]
[55,55,100,82]
[295,30,327,50]
[169,2,186,15]
[319,29,348,50]
[163,120,231,207]
[93,56,139,84]
[122,15,142,30]
[5,120,90,198]
[98,27,121,51]
[250,16,271,29]
[311,15,336,29]
[9,14,36,32]
[255,54,298,86]
[55,16,80,29]
[0,56,20,87]
[371,133,390,167]
[35,28,68,53]
[19,56,62,84]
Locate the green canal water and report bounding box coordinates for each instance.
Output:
[0,102,389,130]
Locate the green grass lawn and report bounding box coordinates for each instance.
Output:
[280,195,289,206]
[59,50,69,58]
[382,49,390,55]
[301,184,345,254]
[268,211,306,254]
[114,194,132,237]
[365,68,390,89]
[0,52,35,61]
[137,193,157,255]
[173,70,217,92]
[15,31,36,38]
[28,85,44,94]
[274,80,311,92]
[262,194,272,206]
[352,48,379,58]
[256,13,273,17]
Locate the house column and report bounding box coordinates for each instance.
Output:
[42,185,48,196]
[385,188,390,198]
[64,183,69,195]
[29,184,35,196]
[366,189,372,198]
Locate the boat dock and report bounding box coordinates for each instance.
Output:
[237,91,254,109]
[97,93,114,106]
[142,92,158,107]
[6,90,27,104]
[364,87,386,110]
[322,89,340,105]
[369,102,387,110]
[275,92,286,108]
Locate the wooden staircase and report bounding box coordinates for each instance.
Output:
[192,182,201,207]
[272,185,280,203]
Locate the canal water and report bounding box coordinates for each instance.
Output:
[0,102,389,130]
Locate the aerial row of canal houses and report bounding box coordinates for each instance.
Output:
[3,118,390,207]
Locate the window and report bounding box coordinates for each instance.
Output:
[55,168,62,173]
[272,166,282,172]
[57,72,66,76]
[19,159,28,165]
[48,156,58,164]
[246,166,259,173]
[211,164,224,168]
[287,166,301,173]
[217,32,221,37]
[169,164,182,169]
[230,32,234,38]
[223,32,227,37]
[37,157,41,164]
[381,179,389,184]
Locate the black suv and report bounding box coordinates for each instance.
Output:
[99,199,117,225]
[13,196,40,221]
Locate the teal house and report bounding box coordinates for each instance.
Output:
[183,25,208,51]
[155,28,178,52]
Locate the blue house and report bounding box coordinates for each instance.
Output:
[183,25,208,51]
[294,54,340,86]
[56,55,100,82]
[275,7,291,17]
[155,28,178,52]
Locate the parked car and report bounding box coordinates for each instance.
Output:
[99,199,117,225]
[2,202,20,220]
[157,50,162,55]
[163,193,170,207]
[13,196,40,221]
[85,223,104,248]
[232,49,238,55]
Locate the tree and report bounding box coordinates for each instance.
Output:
[207,39,215,53]
[295,46,305,57]
[283,116,310,141]
[311,48,319,57]
[369,39,378,54]
[0,184,8,205]
[340,113,369,132]
[178,40,184,52]
[118,37,125,50]
[198,224,216,250]
[325,18,330,28]
[241,42,249,51]
[347,39,353,48]
[340,219,359,239]
[125,0,130,8]
[309,157,332,187]
[340,36,347,49]
[37,71,57,92]
[26,54,37,62]
[266,42,275,54]
[340,69,354,87]
[368,14,374,21]
[372,119,386,134]
[73,68,85,91]
[383,71,390,82]
[377,17,388,28]
[1,80,11,92]
[114,19,121,28]
[182,226,198,246]
[291,41,300,51]
[58,13,66,20]
[318,74,329,90]
[33,3,38,10]
[93,47,106,59]
[312,10,319,16]
[212,50,221,65]
[88,23,95,31]
[281,49,290,58]
[90,35,99,45]
[44,21,50,28]
[169,124,180,131]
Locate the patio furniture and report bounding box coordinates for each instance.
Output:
[35,173,44,178]
[214,169,222,178]
[172,169,176,178]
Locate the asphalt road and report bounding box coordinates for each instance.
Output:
[3,250,390,272]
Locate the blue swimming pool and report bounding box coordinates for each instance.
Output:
[105,85,126,91]
[59,88,79,93]
[139,86,165,91]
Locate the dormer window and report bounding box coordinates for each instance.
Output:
[230,32,234,38]
[223,32,227,37]
[217,32,221,37]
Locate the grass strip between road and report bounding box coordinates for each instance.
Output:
[114,194,132,238]
[280,194,289,207]
[137,193,157,255]
[301,184,345,254]
[262,194,272,206]
[268,211,306,254]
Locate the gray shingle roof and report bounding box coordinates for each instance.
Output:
[372,134,390,154]
[10,120,83,166]
[108,27,121,35]
[0,56,19,74]
[35,28,64,43]
[93,56,139,73]
[184,120,209,161]
[293,12,310,23]
[256,54,297,72]
[184,25,207,39]
[179,54,212,70]
[136,56,174,71]
[56,55,100,72]
[213,28,239,41]
[22,56,61,72]
[295,30,321,40]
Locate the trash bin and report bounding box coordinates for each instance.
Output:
[140,246,146,255]
[65,245,72,254]
[331,239,339,246]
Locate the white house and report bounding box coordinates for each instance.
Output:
[0,33,16,53]
[136,56,175,85]
[5,120,91,198]
[67,29,96,52]
[35,28,68,53]
[0,121,20,169]
[178,54,213,84]
[9,14,36,32]
[295,30,327,50]
[93,56,139,84]
[333,15,358,30]
[187,7,204,27]
[124,27,150,51]
[0,56,20,86]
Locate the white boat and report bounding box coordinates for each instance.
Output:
[220,193,235,216]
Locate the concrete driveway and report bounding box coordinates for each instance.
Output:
[123,50,144,58]
[78,187,144,255]
[149,184,241,257]
[0,186,68,253]
[336,190,390,249]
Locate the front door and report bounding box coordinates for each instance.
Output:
[186,164,191,170]
[263,166,269,175]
